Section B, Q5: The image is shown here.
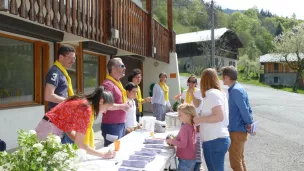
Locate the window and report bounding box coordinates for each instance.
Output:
[274,77,279,83]
[274,63,279,71]
[0,36,34,105]
[66,62,77,93]
[83,53,99,94]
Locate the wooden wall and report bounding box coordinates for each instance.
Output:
[264,63,295,73]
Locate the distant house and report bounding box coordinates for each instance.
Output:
[260,53,304,87]
[176,28,243,73]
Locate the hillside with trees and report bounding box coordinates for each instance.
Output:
[143,0,304,83]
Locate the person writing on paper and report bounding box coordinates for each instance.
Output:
[128,69,152,122]
[124,82,141,135]
[44,44,76,144]
[193,68,230,171]
[101,58,130,147]
[167,104,197,171]
[151,72,173,121]
[222,66,254,171]
[35,86,115,159]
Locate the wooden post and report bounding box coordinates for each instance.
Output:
[146,0,153,58]
[77,43,84,94]
[103,0,112,44]
[0,0,9,11]
[167,0,173,53]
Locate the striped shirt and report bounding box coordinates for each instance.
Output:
[196,134,202,162]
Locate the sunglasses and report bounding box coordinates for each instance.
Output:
[118,64,125,69]
[187,80,197,84]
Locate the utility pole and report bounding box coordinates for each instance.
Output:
[211,0,215,68]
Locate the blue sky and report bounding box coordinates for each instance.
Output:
[208,0,304,19]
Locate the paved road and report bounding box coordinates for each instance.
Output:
[180,76,304,171]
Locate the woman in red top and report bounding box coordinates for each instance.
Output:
[35,86,115,159]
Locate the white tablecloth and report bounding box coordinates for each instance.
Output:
[77,127,180,171]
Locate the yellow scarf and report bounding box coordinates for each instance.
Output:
[54,60,74,96]
[136,86,144,112]
[106,74,127,103]
[84,105,95,148]
[186,88,196,104]
[159,82,169,101]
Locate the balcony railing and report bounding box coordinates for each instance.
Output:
[0,0,174,63]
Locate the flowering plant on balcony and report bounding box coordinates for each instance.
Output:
[0,130,80,171]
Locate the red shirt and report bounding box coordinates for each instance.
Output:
[102,79,126,124]
[46,99,91,134]
[172,123,197,160]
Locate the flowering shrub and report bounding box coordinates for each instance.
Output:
[0,130,79,171]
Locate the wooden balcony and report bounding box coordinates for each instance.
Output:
[0,0,175,63]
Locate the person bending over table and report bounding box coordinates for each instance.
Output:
[35,86,115,159]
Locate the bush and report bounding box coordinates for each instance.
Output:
[0,130,80,171]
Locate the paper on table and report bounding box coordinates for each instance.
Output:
[134,151,158,156]
[121,160,148,168]
[118,168,145,171]
[250,121,259,136]
[144,144,165,149]
[144,138,164,144]
[129,155,155,162]
[141,148,162,153]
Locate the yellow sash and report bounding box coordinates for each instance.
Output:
[84,106,95,148]
[136,86,144,112]
[158,82,169,101]
[54,60,74,96]
[186,88,196,104]
[106,74,127,103]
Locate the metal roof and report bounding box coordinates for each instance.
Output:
[259,53,304,63]
[176,28,229,44]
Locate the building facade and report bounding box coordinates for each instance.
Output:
[176,28,242,73]
[0,0,180,150]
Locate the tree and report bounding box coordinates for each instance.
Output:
[273,24,304,92]
[275,23,285,36]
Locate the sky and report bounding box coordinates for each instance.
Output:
[208,0,304,20]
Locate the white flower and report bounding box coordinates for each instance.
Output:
[53,168,59,171]
[41,150,47,157]
[43,167,47,171]
[29,130,36,135]
[37,157,43,162]
[33,143,44,152]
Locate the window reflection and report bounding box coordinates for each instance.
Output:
[83,53,99,94]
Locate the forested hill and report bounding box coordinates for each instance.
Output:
[143,0,304,74]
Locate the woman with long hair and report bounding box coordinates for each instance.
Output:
[35,86,115,159]
[193,68,230,171]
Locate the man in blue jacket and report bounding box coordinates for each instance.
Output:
[222,66,253,171]
[0,139,6,151]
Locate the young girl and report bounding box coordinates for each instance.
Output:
[166,103,197,171]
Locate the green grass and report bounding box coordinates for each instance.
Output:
[270,85,304,94]
[179,72,200,77]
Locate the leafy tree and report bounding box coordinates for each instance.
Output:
[275,23,285,36]
[273,24,304,92]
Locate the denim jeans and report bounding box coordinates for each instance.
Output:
[101,123,125,147]
[203,137,231,171]
[61,132,74,144]
[193,162,202,171]
[177,158,196,171]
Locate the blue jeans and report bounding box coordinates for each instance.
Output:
[101,123,125,147]
[61,132,74,144]
[177,158,196,171]
[194,162,202,171]
[203,137,231,171]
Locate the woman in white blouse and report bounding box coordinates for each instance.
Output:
[193,68,230,171]
[151,72,173,121]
